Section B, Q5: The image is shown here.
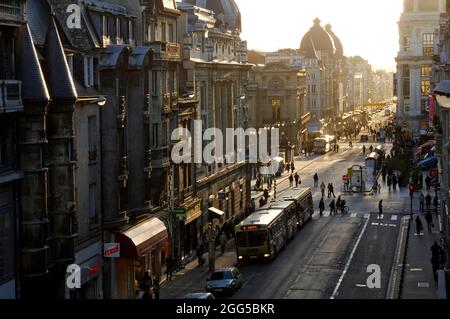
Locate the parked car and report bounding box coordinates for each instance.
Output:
[206,267,243,296]
[360,134,369,142]
[184,293,215,300]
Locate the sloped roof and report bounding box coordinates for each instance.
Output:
[128,46,153,70]
[44,17,77,100]
[26,0,51,46]
[20,24,50,102]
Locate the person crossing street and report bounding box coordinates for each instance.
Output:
[294,173,300,188]
[320,182,326,198]
[313,173,319,188]
[319,198,325,216]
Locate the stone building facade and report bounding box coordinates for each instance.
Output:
[396,0,445,136]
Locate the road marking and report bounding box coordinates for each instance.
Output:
[418,282,430,288]
[377,215,384,220]
[391,215,398,221]
[410,268,423,272]
[355,284,367,288]
[372,222,380,226]
[364,213,370,219]
[350,213,357,218]
[330,217,370,299]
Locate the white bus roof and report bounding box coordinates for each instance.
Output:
[238,208,284,227]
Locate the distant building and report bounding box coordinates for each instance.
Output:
[396,0,445,136]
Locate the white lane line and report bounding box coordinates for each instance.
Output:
[350,213,357,218]
[364,213,370,219]
[391,215,398,221]
[330,217,370,299]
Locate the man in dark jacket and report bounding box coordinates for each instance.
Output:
[425,211,433,233]
[319,198,325,216]
[431,242,445,282]
[415,216,423,236]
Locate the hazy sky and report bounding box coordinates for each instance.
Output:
[235,0,403,70]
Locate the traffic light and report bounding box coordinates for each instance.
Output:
[409,183,414,197]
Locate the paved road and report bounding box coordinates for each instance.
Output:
[161,113,415,300]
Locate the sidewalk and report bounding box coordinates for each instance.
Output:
[400,211,441,299]
[160,240,238,298]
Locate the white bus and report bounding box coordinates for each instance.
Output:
[235,188,313,262]
[313,135,336,154]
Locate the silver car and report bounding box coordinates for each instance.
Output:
[184,293,215,300]
[206,267,243,296]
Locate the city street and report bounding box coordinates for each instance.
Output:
[161,113,422,300]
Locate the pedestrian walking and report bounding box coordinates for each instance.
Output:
[387,175,392,191]
[336,144,339,153]
[289,174,294,188]
[290,162,295,174]
[197,243,205,266]
[425,176,432,192]
[434,195,439,214]
[392,174,398,190]
[363,145,366,155]
[320,182,326,198]
[313,173,319,188]
[382,166,387,182]
[327,183,331,198]
[259,196,265,208]
[294,173,300,188]
[419,172,424,189]
[378,200,383,218]
[166,255,174,282]
[419,192,425,214]
[426,193,432,211]
[330,183,336,198]
[153,276,160,300]
[263,189,269,201]
[219,232,227,254]
[425,211,434,233]
[415,216,423,236]
[431,242,445,282]
[369,145,373,153]
[319,198,325,216]
[329,199,336,216]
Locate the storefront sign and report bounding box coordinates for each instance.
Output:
[104,243,120,258]
[80,256,101,285]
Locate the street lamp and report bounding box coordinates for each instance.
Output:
[433,81,450,274]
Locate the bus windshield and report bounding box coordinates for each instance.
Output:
[314,139,326,148]
[236,231,268,247]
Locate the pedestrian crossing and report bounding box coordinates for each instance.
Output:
[316,212,401,223]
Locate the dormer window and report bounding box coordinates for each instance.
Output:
[84,56,94,88]
[129,20,134,43]
[116,17,121,42]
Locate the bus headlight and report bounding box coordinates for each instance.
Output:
[238,256,243,260]
[264,254,271,258]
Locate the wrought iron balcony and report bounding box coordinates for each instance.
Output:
[0,80,23,112]
[148,41,181,61]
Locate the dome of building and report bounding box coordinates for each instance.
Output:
[184,0,242,32]
[325,24,343,56]
[300,18,335,58]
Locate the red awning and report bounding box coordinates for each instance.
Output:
[116,218,168,259]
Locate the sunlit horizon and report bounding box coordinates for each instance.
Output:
[235,0,403,71]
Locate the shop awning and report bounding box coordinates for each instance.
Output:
[209,207,225,218]
[116,218,168,259]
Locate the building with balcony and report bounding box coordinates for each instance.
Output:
[176,0,252,260]
[0,0,26,299]
[396,0,445,137]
